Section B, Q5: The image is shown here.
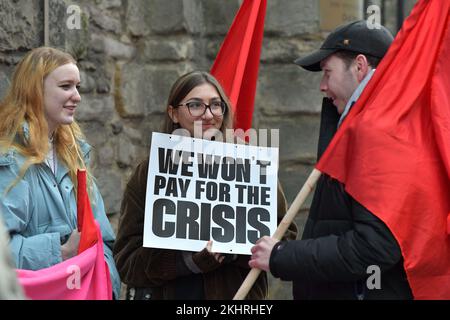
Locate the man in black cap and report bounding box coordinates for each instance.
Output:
[250,20,413,299]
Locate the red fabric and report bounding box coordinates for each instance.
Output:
[210,0,266,131]
[77,170,98,254]
[317,0,450,299]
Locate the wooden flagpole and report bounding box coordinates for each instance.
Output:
[233,168,322,300]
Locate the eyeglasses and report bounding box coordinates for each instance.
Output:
[177,100,226,117]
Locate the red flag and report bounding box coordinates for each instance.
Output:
[317,0,450,299]
[77,170,98,253]
[210,0,266,131]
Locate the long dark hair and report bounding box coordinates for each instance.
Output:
[163,71,234,135]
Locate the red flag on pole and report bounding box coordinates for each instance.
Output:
[316,0,450,299]
[210,0,267,132]
[17,170,112,299]
[77,170,98,254]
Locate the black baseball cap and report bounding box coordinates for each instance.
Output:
[295,20,394,72]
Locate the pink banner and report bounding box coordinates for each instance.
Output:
[17,222,112,300]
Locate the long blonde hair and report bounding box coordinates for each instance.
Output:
[0,47,89,191]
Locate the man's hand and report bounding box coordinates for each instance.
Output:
[249,236,278,272]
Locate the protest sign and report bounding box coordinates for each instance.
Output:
[143,132,278,255]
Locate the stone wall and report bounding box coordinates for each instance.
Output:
[0,0,416,299]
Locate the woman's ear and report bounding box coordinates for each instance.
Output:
[168,105,178,123]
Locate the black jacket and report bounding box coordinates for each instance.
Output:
[270,98,413,300]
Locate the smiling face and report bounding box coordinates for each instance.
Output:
[319,54,360,114]
[168,83,224,138]
[43,63,81,136]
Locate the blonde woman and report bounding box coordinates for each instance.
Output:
[0,47,120,298]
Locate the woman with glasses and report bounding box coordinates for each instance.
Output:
[113,71,296,300]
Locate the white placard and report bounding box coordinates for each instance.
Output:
[143,132,279,255]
